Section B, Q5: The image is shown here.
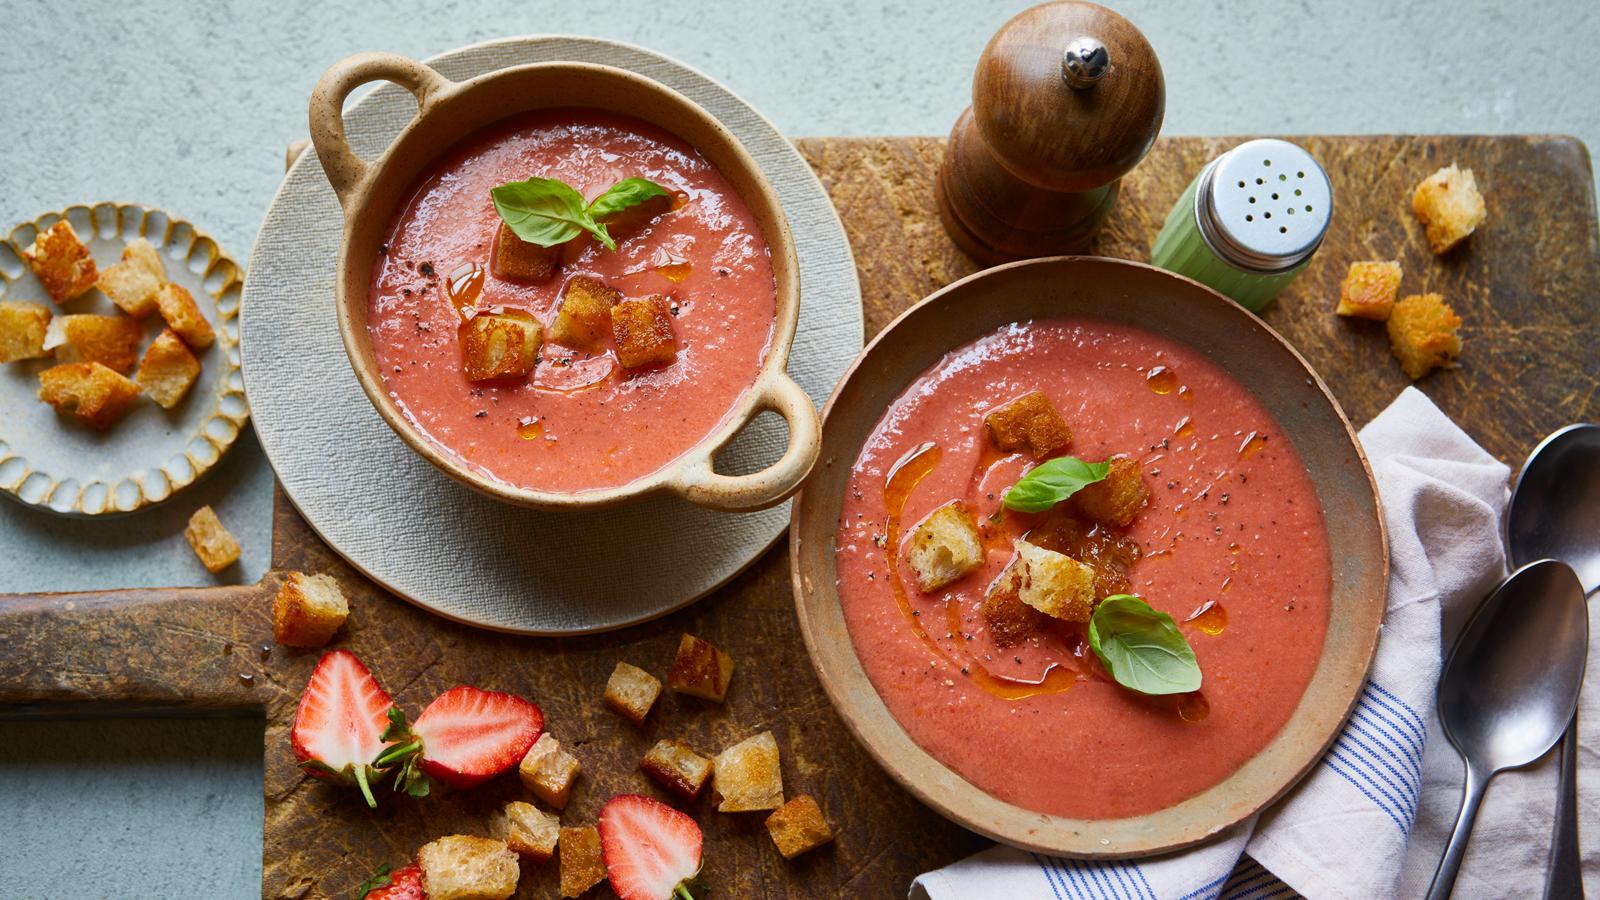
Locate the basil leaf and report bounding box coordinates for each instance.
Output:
[1088,595,1202,695]
[1001,457,1110,513]
[588,176,670,220]
[355,863,391,900]
[490,177,614,250]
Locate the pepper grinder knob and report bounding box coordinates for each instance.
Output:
[938,2,1165,262]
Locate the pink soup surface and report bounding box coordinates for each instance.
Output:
[368,109,776,493]
[834,319,1332,820]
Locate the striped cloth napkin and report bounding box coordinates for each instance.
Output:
[912,387,1543,900]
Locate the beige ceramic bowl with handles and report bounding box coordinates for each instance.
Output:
[307,52,819,511]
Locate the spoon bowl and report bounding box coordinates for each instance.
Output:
[1507,423,1600,593]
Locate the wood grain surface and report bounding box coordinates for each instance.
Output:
[0,135,1595,899]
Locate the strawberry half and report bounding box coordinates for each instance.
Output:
[599,794,705,900]
[290,650,396,807]
[358,861,423,900]
[379,685,543,793]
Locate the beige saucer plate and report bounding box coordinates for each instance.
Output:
[0,203,248,516]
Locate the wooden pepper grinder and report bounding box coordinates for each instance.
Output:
[937,1,1165,262]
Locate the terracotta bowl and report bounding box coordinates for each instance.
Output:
[790,256,1387,857]
[307,52,818,511]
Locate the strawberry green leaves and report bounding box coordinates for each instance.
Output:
[491,175,670,252]
[1088,595,1202,695]
[1001,457,1110,513]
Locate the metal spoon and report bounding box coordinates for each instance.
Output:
[1506,423,1600,900]
[1425,559,1588,900]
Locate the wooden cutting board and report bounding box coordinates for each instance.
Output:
[2,135,1595,899]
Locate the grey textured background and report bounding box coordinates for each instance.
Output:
[2,0,1596,896]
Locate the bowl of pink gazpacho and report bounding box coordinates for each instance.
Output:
[306,52,818,510]
[791,257,1386,856]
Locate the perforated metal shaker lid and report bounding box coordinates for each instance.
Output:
[1195,139,1332,273]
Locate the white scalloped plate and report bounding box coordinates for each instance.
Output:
[0,203,248,516]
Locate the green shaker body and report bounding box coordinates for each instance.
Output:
[1150,171,1308,313]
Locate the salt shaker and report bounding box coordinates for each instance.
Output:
[1149,139,1332,312]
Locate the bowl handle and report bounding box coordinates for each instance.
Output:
[308,52,452,208]
[667,370,821,511]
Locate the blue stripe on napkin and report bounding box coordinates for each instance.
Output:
[1218,858,1297,900]
[1318,680,1425,835]
[1030,853,1159,900]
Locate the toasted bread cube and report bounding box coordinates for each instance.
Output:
[271,571,348,648]
[50,313,143,373]
[985,391,1072,458]
[611,295,677,369]
[668,633,735,702]
[603,661,662,726]
[0,301,51,362]
[1412,164,1487,254]
[906,501,983,592]
[765,795,834,859]
[37,362,140,430]
[519,733,582,810]
[548,276,621,350]
[713,731,783,813]
[981,571,1052,646]
[558,826,605,898]
[418,835,519,900]
[461,309,543,381]
[97,242,165,318]
[641,739,714,801]
[185,505,240,573]
[1387,293,1463,379]
[494,800,560,863]
[492,221,560,283]
[995,540,1096,623]
[134,328,201,408]
[23,220,97,303]
[155,283,214,349]
[1073,457,1148,527]
[1336,260,1403,321]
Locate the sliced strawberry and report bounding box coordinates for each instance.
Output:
[600,794,705,900]
[290,649,396,807]
[358,862,423,900]
[380,685,542,792]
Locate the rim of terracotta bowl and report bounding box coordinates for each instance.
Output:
[789,256,1387,857]
[307,52,818,512]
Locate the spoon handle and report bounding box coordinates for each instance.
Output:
[1543,719,1583,900]
[1428,765,1490,900]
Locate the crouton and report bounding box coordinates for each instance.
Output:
[713,731,783,813]
[1412,164,1487,254]
[271,571,348,648]
[134,328,201,408]
[641,739,713,801]
[461,309,543,382]
[994,540,1097,623]
[50,314,143,373]
[981,571,1052,646]
[491,221,560,283]
[37,362,140,430]
[519,733,581,810]
[97,241,165,318]
[417,835,519,900]
[558,826,605,898]
[155,283,214,349]
[985,391,1072,458]
[603,661,662,726]
[906,501,984,592]
[1336,260,1403,321]
[548,276,621,350]
[610,295,677,369]
[0,301,51,362]
[23,220,97,303]
[765,795,834,859]
[185,505,240,573]
[1387,293,1463,379]
[1073,457,1148,527]
[668,633,735,703]
[494,800,560,862]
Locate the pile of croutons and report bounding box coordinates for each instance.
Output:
[907,390,1149,648]
[1335,163,1486,379]
[1,219,215,429]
